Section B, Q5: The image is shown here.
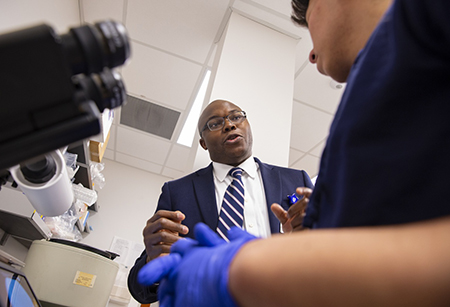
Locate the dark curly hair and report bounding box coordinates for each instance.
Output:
[291,0,310,27]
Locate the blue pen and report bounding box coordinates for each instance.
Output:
[287,193,299,204]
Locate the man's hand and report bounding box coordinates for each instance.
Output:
[143,210,189,262]
[271,187,313,233]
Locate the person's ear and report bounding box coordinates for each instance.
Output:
[199,138,208,150]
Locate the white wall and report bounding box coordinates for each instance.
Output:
[81,159,168,250]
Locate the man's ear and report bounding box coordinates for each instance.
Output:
[199,138,207,150]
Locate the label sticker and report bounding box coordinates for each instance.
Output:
[73,271,97,288]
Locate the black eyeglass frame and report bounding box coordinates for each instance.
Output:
[199,110,247,136]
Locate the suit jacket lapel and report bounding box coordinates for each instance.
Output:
[256,158,282,234]
[192,163,218,231]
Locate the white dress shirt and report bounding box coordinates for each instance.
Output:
[212,156,272,238]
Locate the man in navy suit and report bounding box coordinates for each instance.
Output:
[128,99,313,304]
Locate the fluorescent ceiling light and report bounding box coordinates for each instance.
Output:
[177,70,211,147]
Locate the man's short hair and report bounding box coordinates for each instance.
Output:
[291,0,309,27]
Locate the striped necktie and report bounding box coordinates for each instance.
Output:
[217,167,245,241]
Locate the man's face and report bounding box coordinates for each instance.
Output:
[198,100,253,166]
[306,0,361,82]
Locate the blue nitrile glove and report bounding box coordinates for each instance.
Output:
[138,223,258,307]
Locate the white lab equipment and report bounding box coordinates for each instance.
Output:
[23,239,119,307]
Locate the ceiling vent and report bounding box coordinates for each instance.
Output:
[120,95,181,140]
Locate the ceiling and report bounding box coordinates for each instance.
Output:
[0,0,345,180]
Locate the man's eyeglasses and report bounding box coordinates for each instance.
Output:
[200,111,247,135]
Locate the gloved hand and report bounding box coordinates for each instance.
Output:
[138,223,258,307]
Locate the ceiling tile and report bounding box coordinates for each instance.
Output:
[0,0,80,33]
[290,102,334,152]
[165,145,192,172]
[291,153,321,179]
[115,152,163,174]
[288,148,305,167]
[309,139,327,157]
[126,0,229,63]
[232,0,308,39]
[250,0,293,16]
[294,63,344,114]
[81,0,125,24]
[121,42,203,110]
[115,126,171,164]
[161,167,186,179]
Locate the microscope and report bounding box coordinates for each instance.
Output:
[0,20,131,216]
